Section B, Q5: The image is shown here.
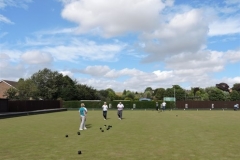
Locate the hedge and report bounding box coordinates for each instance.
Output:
[63,100,175,109]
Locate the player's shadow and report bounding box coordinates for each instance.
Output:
[85,124,92,128]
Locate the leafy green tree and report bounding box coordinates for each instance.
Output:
[164,88,174,98]
[76,84,98,100]
[165,85,185,101]
[122,89,127,96]
[31,68,63,100]
[201,93,209,101]
[144,87,153,92]
[232,83,240,92]
[154,88,165,100]
[208,88,225,101]
[144,87,153,97]
[107,88,116,101]
[59,75,78,101]
[17,78,38,100]
[223,92,231,101]
[175,87,185,101]
[4,87,18,99]
[126,92,135,100]
[97,90,109,101]
[230,90,240,101]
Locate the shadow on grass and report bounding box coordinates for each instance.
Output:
[85,124,92,128]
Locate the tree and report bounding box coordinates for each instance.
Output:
[154,88,165,100]
[164,88,174,98]
[144,87,153,92]
[59,75,78,101]
[230,90,240,101]
[97,90,109,101]
[125,92,135,100]
[76,84,98,100]
[106,88,116,101]
[164,85,185,101]
[4,87,18,99]
[232,83,240,92]
[31,68,63,100]
[17,78,38,100]
[208,88,225,101]
[122,90,127,96]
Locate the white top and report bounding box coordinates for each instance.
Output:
[102,104,108,111]
[162,102,166,106]
[117,104,124,110]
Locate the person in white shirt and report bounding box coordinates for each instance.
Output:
[117,102,124,120]
[102,102,108,120]
[162,101,166,111]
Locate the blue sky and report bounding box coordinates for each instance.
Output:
[0,0,239,92]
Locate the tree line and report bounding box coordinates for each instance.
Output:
[4,68,240,101]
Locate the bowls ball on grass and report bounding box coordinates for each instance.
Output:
[65,135,68,138]
[78,150,82,154]
[77,132,80,135]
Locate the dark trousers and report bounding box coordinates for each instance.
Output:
[117,110,123,119]
[103,111,107,119]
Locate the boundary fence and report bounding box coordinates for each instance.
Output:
[176,101,240,109]
[7,100,62,112]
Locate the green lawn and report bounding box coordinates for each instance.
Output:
[1,109,240,160]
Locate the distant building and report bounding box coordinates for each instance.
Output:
[0,80,18,99]
[139,98,151,101]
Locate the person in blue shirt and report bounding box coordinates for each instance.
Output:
[79,103,88,130]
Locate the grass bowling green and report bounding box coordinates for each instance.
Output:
[1,110,240,160]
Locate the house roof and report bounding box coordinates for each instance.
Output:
[0,80,18,88]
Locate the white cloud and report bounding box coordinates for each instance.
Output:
[0,0,32,9]
[0,32,8,38]
[165,50,225,70]
[81,65,111,76]
[225,0,240,6]
[223,77,240,87]
[224,50,240,63]
[0,49,22,62]
[59,70,74,77]
[0,61,26,80]
[141,9,208,62]
[21,50,53,64]
[61,0,169,37]
[43,39,125,62]
[106,68,146,78]
[34,27,78,35]
[0,14,14,24]
[209,17,240,36]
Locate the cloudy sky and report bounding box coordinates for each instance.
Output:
[0,0,239,92]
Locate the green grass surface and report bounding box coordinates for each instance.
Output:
[1,110,240,160]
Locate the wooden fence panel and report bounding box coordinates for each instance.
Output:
[0,98,8,112]
[176,101,240,109]
[8,100,61,112]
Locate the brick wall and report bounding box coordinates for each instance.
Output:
[0,82,11,99]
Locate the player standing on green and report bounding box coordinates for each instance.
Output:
[79,103,87,130]
[102,102,108,120]
[117,102,124,120]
